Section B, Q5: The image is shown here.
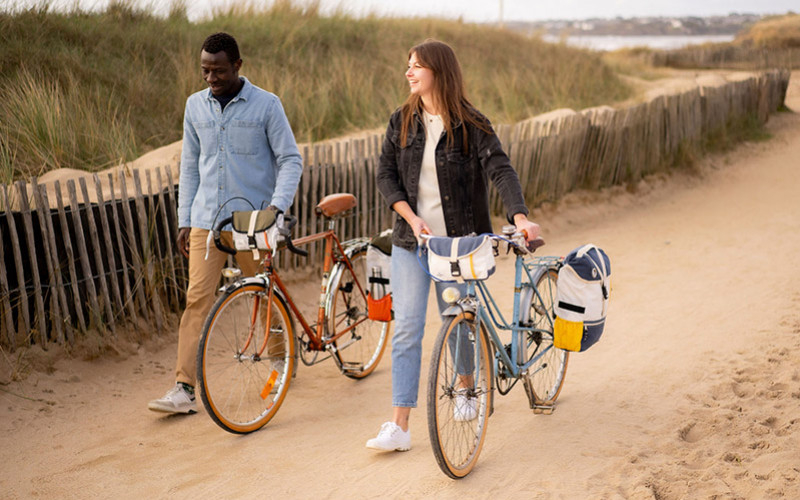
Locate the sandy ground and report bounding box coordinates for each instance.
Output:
[2,72,800,499]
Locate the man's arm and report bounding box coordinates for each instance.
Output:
[178,102,201,229]
[177,101,200,258]
[264,97,303,213]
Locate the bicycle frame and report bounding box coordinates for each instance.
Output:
[257,221,370,353]
[450,252,560,381]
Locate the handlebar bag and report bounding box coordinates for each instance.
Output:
[366,229,393,321]
[230,209,281,260]
[553,244,611,352]
[426,235,496,282]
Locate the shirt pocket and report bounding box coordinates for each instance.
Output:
[194,121,217,156]
[230,120,264,156]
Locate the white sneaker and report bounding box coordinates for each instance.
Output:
[366,421,411,451]
[454,394,478,422]
[148,383,197,414]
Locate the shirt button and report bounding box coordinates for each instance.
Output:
[221,126,225,131]
[444,195,449,201]
[220,146,224,151]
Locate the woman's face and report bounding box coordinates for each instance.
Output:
[406,52,435,99]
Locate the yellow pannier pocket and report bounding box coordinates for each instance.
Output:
[554,316,584,352]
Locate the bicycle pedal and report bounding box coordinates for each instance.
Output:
[533,404,555,415]
[340,361,363,373]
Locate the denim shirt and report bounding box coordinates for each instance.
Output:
[178,77,303,230]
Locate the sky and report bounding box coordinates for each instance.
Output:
[10,0,799,22]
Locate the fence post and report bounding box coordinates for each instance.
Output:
[2,185,30,344]
[53,180,88,335]
[79,177,116,335]
[31,179,64,345]
[67,179,104,332]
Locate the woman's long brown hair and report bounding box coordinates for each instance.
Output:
[399,39,492,150]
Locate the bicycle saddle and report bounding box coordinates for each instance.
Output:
[315,193,357,218]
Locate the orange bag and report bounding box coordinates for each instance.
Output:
[367,293,393,322]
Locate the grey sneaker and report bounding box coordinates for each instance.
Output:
[148,383,197,414]
[366,421,411,451]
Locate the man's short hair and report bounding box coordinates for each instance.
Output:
[202,32,240,64]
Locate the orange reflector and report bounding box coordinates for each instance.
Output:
[260,370,279,400]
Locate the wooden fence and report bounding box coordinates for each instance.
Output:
[0,69,790,351]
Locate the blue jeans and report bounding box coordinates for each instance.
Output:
[390,245,466,407]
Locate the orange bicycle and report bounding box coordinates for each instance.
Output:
[196,193,391,434]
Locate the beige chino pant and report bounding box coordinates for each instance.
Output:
[175,228,261,386]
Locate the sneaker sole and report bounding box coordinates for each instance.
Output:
[147,402,197,414]
[365,441,411,452]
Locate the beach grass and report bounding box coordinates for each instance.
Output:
[0,0,631,181]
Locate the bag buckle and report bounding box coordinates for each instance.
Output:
[450,261,461,277]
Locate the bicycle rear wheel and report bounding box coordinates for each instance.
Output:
[197,282,294,434]
[524,267,569,409]
[427,312,493,479]
[328,247,389,379]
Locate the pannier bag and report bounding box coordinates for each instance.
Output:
[553,244,611,352]
[366,229,393,322]
[231,209,281,260]
[426,235,496,282]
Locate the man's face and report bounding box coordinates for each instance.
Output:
[201,50,242,96]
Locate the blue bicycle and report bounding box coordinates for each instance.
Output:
[422,228,569,478]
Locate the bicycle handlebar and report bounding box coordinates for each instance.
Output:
[210,212,308,258]
[418,232,545,254]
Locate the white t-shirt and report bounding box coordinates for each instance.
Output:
[417,110,447,236]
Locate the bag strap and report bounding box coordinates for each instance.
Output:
[448,238,462,277]
[247,211,261,260]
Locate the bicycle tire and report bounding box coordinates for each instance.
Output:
[328,247,389,379]
[523,267,569,407]
[197,281,295,434]
[427,312,493,479]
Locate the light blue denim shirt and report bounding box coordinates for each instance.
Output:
[178,76,303,229]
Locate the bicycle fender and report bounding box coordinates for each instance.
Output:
[441,302,476,318]
[226,276,268,292]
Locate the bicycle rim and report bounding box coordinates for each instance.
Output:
[525,268,569,404]
[197,283,294,434]
[329,247,389,379]
[427,313,492,478]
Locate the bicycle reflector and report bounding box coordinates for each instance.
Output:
[441,287,461,305]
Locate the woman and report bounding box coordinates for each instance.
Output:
[368,39,540,451]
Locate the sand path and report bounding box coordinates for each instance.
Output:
[1,74,799,499]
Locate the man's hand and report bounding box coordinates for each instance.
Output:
[176,227,191,259]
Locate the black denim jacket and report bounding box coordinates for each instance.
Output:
[377,107,529,251]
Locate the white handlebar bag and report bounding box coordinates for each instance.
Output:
[426,235,496,282]
[553,244,611,352]
[231,209,281,260]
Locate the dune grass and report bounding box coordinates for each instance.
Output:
[0,0,631,182]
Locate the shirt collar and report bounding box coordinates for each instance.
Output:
[204,76,251,102]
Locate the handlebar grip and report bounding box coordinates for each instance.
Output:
[278,215,308,257]
[527,237,545,252]
[213,216,237,255]
[285,237,308,257]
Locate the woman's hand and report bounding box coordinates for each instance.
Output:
[408,215,432,240]
[391,201,432,241]
[513,214,540,242]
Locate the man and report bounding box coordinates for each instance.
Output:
[149,32,303,414]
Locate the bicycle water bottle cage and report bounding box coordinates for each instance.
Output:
[315,193,357,219]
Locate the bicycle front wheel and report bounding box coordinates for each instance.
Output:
[427,312,493,479]
[524,267,569,407]
[197,282,295,434]
[328,247,390,379]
